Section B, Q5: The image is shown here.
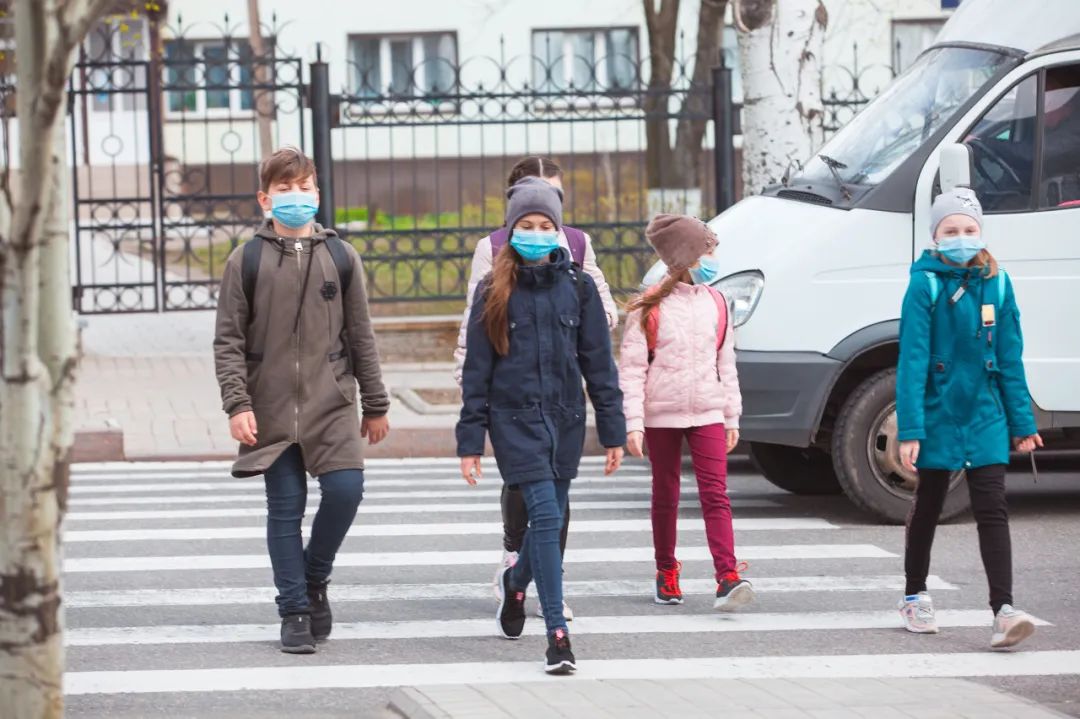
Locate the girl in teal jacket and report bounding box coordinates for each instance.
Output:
[895,187,1042,649]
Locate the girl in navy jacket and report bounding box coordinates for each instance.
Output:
[457,177,626,674]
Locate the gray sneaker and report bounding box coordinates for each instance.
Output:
[898,592,939,634]
[991,604,1036,649]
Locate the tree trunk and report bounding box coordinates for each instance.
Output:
[642,0,680,191]
[1,1,108,715]
[736,0,827,194]
[246,0,275,160]
[671,0,727,189]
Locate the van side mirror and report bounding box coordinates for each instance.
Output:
[939,144,973,192]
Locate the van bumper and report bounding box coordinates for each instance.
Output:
[735,350,843,448]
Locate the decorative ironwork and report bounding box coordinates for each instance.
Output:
[822,43,896,137]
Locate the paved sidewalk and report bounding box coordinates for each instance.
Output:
[387,677,1066,719]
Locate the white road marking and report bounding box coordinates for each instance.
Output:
[65,650,1080,694]
[63,544,894,573]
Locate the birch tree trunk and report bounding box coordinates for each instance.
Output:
[1,1,111,716]
[246,0,275,159]
[736,0,828,194]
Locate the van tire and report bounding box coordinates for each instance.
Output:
[748,442,843,495]
[831,368,970,524]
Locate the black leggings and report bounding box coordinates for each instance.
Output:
[501,484,570,556]
[905,464,1013,614]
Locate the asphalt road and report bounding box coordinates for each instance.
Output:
[61,455,1080,718]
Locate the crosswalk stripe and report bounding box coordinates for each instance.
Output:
[65,650,1080,694]
[70,468,659,483]
[63,544,894,573]
[70,477,673,494]
[65,575,958,608]
[64,500,663,521]
[70,456,633,475]
[66,490,782,508]
[67,609,1043,647]
[63,517,837,543]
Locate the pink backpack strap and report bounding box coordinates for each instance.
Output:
[705,286,728,350]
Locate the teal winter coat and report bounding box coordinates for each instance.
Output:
[896,251,1037,470]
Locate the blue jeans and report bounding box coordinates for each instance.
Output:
[508,479,570,634]
[264,444,364,617]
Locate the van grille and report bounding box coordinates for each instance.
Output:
[777,190,833,206]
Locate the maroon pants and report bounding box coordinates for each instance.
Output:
[645,423,736,582]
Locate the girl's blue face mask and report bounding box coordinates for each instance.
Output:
[689,254,720,285]
[271,191,319,229]
[937,234,985,265]
[511,229,560,261]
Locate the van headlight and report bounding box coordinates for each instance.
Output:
[712,271,764,327]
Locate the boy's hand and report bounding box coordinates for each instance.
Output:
[361,415,390,445]
[229,411,258,446]
[460,456,482,485]
[626,431,645,458]
[605,446,624,475]
[1013,433,1043,453]
[726,429,740,454]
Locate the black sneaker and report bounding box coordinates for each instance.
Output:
[544,628,577,675]
[306,578,332,641]
[280,614,316,654]
[496,566,526,639]
[714,571,755,612]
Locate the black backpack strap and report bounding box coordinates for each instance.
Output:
[241,238,263,324]
[570,264,585,310]
[325,236,353,295]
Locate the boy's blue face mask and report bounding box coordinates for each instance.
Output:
[937,234,985,265]
[689,255,720,285]
[271,191,319,229]
[511,229,560,261]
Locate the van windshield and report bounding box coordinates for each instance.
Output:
[797,47,1014,188]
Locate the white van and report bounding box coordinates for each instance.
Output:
[644,0,1080,523]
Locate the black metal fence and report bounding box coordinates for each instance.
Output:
[63,17,880,314]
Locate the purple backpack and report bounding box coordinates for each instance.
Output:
[490,226,587,266]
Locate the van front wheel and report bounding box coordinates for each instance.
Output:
[748,442,842,495]
[832,368,969,524]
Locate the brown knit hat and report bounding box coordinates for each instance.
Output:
[645,213,718,271]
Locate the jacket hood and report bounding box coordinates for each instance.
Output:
[911,249,980,278]
[517,247,573,287]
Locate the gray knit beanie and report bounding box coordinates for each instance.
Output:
[930,187,983,237]
[646,213,718,271]
[505,177,563,232]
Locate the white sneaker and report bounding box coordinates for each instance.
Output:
[536,600,574,621]
[493,551,518,601]
[991,604,1036,649]
[898,592,939,634]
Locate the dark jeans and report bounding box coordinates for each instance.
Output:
[501,483,570,556]
[508,479,570,634]
[905,464,1013,614]
[264,444,364,617]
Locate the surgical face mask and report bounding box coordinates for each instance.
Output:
[688,255,720,286]
[510,229,560,262]
[271,191,319,229]
[937,234,985,265]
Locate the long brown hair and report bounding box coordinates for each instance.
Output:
[624,269,691,334]
[507,156,563,187]
[482,242,523,355]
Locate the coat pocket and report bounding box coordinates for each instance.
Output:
[489,406,548,470]
[554,405,587,470]
[330,352,356,404]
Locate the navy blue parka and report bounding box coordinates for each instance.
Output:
[456,248,626,484]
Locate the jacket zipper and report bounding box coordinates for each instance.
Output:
[294,239,303,444]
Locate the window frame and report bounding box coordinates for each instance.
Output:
[530,26,641,95]
[346,31,460,99]
[86,16,150,114]
[162,38,262,120]
[890,17,947,75]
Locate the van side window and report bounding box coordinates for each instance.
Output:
[964,76,1038,213]
[1039,65,1080,209]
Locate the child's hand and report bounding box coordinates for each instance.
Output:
[605,446,624,475]
[361,415,390,445]
[899,440,920,472]
[460,456,482,485]
[229,411,258,446]
[726,429,740,454]
[1013,433,1043,453]
[626,431,645,458]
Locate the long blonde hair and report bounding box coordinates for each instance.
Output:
[481,242,523,356]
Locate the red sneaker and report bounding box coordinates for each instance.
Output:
[654,561,684,605]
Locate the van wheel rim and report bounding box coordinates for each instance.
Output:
[867,403,963,499]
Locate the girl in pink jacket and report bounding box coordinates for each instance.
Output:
[620,214,751,611]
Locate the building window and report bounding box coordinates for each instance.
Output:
[892,19,946,74]
[349,32,458,98]
[85,16,149,112]
[721,26,744,104]
[531,28,639,93]
[163,39,260,115]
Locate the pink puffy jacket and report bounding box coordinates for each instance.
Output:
[619,282,742,433]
